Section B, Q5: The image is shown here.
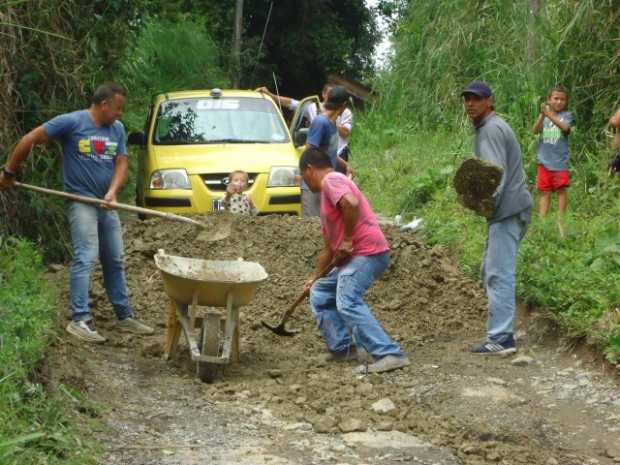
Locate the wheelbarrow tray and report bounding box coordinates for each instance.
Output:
[154,253,268,307]
[155,251,268,382]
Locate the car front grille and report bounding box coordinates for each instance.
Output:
[200,173,258,191]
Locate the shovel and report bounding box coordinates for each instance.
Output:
[14,182,222,236]
[262,260,335,337]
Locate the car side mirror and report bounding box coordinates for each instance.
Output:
[294,128,309,147]
[127,131,146,146]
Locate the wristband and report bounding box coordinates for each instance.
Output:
[2,167,16,178]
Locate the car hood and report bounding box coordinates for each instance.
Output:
[151,143,298,174]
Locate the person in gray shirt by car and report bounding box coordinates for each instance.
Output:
[462,80,533,355]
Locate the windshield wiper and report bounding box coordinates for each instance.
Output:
[204,138,271,144]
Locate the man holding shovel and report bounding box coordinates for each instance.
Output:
[0,82,153,343]
[300,147,409,374]
[461,80,532,355]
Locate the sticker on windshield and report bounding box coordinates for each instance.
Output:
[196,99,240,110]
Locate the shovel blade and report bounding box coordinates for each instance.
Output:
[261,320,298,337]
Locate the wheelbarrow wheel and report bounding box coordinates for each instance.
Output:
[197,313,221,383]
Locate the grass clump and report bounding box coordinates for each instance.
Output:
[0,237,98,465]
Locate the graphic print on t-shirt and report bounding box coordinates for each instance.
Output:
[542,121,562,145]
[78,136,118,160]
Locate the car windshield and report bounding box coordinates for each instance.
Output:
[153,97,289,145]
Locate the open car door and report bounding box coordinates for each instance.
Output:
[289,95,321,155]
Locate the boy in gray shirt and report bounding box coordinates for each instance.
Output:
[462,80,533,355]
[532,86,574,218]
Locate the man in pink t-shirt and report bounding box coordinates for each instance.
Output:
[300,148,410,374]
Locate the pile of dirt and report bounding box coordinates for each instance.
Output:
[46,213,605,464]
[115,213,487,351]
[85,214,533,459]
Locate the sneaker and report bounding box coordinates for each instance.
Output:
[66,320,106,343]
[324,347,358,363]
[118,317,154,335]
[470,336,517,355]
[353,355,411,375]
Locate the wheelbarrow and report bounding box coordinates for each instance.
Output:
[154,250,268,382]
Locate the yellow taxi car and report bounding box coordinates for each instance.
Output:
[128,89,319,215]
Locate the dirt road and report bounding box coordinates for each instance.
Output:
[47,215,620,465]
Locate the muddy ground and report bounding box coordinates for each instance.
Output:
[46,214,620,465]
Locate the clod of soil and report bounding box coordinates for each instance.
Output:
[453,157,503,217]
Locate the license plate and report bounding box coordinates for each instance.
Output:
[212,198,225,211]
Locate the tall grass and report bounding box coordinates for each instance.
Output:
[0,237,98,464]
[353,0,620,361]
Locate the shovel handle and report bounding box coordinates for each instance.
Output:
[279,260,335,323]
[14,181,206,228]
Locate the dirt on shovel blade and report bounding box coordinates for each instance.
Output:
[453,158,503,217]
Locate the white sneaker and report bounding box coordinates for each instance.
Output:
[353,355,411,375]
[66,320,106,343]
[118,317,154,335]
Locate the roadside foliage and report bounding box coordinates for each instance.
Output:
[354,0,620,361]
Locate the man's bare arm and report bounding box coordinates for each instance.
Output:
[104,155,128,203]
[255,86,295,108]
[337,125,350,138]
[5,125,50,172]
[0,126,50,189]
[339,193,360,241]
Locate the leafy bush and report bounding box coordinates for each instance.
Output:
[0,237,96,464]
[352,0,620,362]
[120,17,228,120]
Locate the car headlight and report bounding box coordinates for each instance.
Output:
[149,169,191,189]
[267,166,299,187]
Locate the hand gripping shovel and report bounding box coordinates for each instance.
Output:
[262,260,335,337]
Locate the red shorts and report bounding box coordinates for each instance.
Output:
[536,164,569,192]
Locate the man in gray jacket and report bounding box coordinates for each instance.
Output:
[462,81,533,355]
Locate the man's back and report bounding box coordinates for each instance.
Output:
[474,113,532,223]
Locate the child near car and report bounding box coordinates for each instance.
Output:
[223,170,258,216]
[532,85,574,218]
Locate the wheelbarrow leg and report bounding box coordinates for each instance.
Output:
[197,313,222,383]
[232,306,240,364]
[221,292,240,364]
[163,298,182,360]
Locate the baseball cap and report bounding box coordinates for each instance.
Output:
[323,85,350,110]
[461,80,493,98]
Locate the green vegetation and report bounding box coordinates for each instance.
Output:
[354,0,620,361]
[0,4,388,462]
[0,237,98,465]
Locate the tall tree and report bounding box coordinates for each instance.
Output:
[200,0,380,96]
[232,0,244,87]
[527,0,542,66]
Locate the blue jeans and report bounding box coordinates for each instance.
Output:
[309,252,404,359]
[68,202,133,322]
[481,212,529,343]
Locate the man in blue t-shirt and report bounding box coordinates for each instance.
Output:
[0,83,153,343]
[302,86,352,216]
